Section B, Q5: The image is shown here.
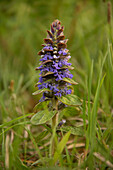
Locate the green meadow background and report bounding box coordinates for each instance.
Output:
[0,0,113,169]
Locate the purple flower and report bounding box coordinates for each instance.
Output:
[58,49,68,55]
[43,46,53,50]
[36,20,75,101]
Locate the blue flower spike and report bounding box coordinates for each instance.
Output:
[36,19,77,102]
[31,20,81,150]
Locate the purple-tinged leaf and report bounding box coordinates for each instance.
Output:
[51,24,55,34]
[58,43,67,49]
[47,30,53,38]
[44,38,53,45]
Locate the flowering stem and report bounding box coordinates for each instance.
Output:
[34,19,75,156]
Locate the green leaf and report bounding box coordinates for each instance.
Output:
[60,106,78,117]
[15,157,29,170]
[31,157,53,167]
[35,130,49,141]
[60,66,74,70]
[32,88,51,95]
[33,100,50,111]
[63,78,78,85]
[0,121,30,136]
[25,128,45,165]
[42,124,52,133]
[0,113,33,129]
[61,126,83,136]
[53,131,71,163]
[57,94,82,106]
[67,66,74,70]
[31,110,57,125]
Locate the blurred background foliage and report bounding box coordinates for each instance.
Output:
[0,0,113,169]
